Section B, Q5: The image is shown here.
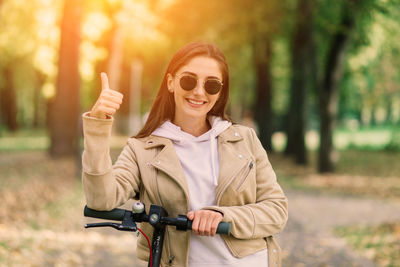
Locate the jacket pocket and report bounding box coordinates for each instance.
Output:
[235,160,254,192]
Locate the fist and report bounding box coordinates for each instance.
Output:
[187,210,223,236]
[90,72,123,119]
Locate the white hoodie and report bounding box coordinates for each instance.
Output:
[152,117,268,267]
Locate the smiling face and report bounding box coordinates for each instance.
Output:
[167,56,222,128]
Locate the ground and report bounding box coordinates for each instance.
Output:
[0,150,399,266]
[279,189,400,267]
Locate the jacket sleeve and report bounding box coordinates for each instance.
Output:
[204,128,288,239]
[81,112,140,211]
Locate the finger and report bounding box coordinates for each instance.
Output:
[102,100,120,110]
[101,72,110,91]
[102,86,123,97]
[98,98,120,109]
[198,216,209,236]
[204,218,214,236]
[187,211,194,220]
[107,90,124,101]
[191,214,200,235]
[98,106,116,116]
[101,92,123,105]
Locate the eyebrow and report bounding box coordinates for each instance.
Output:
[180,71,221,80]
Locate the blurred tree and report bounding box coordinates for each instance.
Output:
[0,0,61,132]
[284,0,316,164]
[235,0,286,151]
[342,2,400,127]
[49,0,81,157]
[316,0,398,171]
[253,37,274,150]
[0,0,36,132]
[33,71,46,128]
[0,65,18,131]
[317,0,364,172]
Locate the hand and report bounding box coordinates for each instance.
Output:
[90,72,123,119]
[187,210,223,236]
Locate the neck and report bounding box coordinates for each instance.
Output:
[173,116,211,137]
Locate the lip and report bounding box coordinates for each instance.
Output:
[186,98,206,107]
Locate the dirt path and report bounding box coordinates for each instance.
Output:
[2,189,400,266]
[2,151,400,266]
[277,188,400,267]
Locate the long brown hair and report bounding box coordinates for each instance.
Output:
[135,42,231,138]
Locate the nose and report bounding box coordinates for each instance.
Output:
[192,79,206,95]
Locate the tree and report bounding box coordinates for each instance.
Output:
[253,37,274,150]
[0,65,18,131]
[49,0,81,157]
[285,0,316,164]
[317,0,361,172]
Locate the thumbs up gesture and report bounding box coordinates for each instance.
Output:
[90,72,124,119]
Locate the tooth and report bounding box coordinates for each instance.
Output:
[189,99,203,104]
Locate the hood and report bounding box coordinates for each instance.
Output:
[151,116,232,143]
[151,116,232,186]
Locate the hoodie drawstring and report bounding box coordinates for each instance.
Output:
[210,129,218,186]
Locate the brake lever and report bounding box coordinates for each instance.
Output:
[85,209,138,232]
[85,222,138,231]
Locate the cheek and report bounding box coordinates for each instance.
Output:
[174,90,188,107]
[210,93,220,105]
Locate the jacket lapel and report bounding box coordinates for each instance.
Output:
[144,136,190,201]
[215,127,248,201]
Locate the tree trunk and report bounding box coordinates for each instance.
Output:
[284,0,315,165]
[49,0,81,157]
[384,95,392,124]
[33,72,45,128]
[318,0,358,172]
[253,37,273,151]
[0,66,18,132]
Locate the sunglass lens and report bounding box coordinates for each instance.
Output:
[180,75,197,91]
[205,79,222,95]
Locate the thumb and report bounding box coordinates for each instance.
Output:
[101,72,110,91]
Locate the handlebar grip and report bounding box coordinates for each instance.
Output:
[216,222,231,235]
[84,205,127,221]
[187,221,231,235]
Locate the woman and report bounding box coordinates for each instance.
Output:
[82,42,288,267]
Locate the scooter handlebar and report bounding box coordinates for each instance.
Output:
[187,220,231,235]
[84,206,126,221]
[84,205,231,235]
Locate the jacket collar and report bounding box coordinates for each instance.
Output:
[217,125,243,143]
[142,135,190,202]
[143,125,242,148]
[143,135,172,149]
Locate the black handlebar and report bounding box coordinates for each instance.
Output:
[84,204,231,267]
[84,206,126,221]
[84,205,231,235]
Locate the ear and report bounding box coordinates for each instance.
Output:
[167,73,174,93]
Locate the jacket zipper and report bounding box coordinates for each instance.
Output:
[216,159,249,204]
[235,161,254,191]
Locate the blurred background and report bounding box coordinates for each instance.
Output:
[1,0,400,266]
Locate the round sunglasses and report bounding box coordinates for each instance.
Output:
[176,73,223,95]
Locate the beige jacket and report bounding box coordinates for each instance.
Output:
[82,113,288,267]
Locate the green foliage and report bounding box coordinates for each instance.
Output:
[0,0,400,146]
